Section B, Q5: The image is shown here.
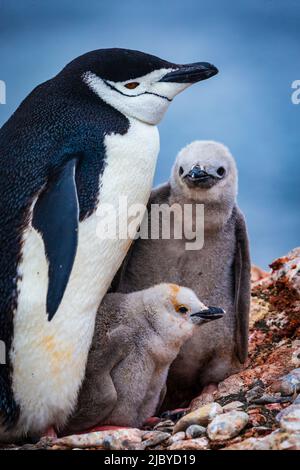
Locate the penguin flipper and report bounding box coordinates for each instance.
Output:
[234,208,251,364]
[32,157,79,321]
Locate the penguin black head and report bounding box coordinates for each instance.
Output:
[60,48,218,125]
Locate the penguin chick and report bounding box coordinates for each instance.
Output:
[64,284,224,433]
[115,140,251,409]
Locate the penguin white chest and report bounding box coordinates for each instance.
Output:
[96,119,160,291]
[10,118,159,436]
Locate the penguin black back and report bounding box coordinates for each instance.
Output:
[0,51,132,426]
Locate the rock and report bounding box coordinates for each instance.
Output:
[190,392,215,409]
[225,429,300,450]
[223,401,245,412]
[291,342,300,368]
[4,248,300,452]
[168,437,209,450]
[141,431,170,449]
[190,384,218,409]
[52,428,142,449]
[185,425,206,439]
[247,408,268,427]
[166,432,186,446]
[217,376,246,398]
[224,436,272,450]
[278,433,300,450]
[250,393,291,405]
[245,383,265,402]
[279,406,300,433]
[251,265,269,284]
[173,403,223,433]
[264,403,283,412]
[276,403,300,422]
[153,419,174,433]
[207,411,249,441]
[270,368,300,396]
[102,434,143,450]
[294,394,300,404]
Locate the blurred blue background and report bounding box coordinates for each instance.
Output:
[0,0,299,268]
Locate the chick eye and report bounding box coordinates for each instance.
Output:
[179,166,184,176]
[176,305,189,314]
[124,82,140,89]
[217,167,225,176]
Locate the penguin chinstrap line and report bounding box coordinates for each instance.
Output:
[0,48,218,439]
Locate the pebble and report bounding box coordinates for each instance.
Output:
[279,406,300,433]
[173,403,223,433]
[153,419,174,433]
[141,432,171,449]
[280,368,300,395]
[166,432,186,446]
[246,384,265,402]
[53,428,142,449]
[168,437,209,450]
[224,436,271,450]
[225,429,300,451]
[276,403,300,422]
[166,432,186,445]
[185,425,206,439]
[251,393,290,405]
[103,435,141,450]
[294,394,300,404]
[223,401,245,412]
[207,411,249,441]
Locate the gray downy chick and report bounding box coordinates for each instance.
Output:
[114,140,251,409]
[64,284,224,433]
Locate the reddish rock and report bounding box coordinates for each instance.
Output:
[3,249,300,451]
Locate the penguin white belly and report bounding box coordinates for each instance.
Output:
[9,119,159,436]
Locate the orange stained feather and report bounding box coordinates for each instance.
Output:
[168,283,181,309]
[42,335,73,375]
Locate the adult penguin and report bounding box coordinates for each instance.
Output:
[0,49,218,439]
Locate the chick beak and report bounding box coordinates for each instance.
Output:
[187,166,210,181]
[191,306,225,321]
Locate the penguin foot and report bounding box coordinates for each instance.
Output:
[77,425,131,434]
[43,426,58,438]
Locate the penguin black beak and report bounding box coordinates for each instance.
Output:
[191,306,225,321]
[160,62,218,84]
[187,167,211,181]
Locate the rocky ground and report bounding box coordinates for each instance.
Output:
[1,248,300,451]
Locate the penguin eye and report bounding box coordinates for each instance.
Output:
[124,82,140,89]
[217,167,225,177]
[176,305,189,314]
[179,166,184,176]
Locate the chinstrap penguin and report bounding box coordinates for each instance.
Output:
[0,49,218,440]
[63,284,224,433]
[115,140,251,409]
